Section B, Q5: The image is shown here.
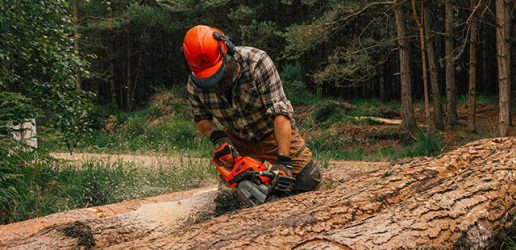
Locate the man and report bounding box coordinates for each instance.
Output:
[182,25,320,209]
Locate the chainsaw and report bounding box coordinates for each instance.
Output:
[213,155,277,207]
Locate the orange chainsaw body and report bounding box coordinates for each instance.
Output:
[213,155,271,188]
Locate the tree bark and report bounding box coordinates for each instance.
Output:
[468,0,480,132]
[445,0,458,125]
[394,1,417,131]
[126,26,133,110]
[73,1,82,92]
[423,1,444,131]
[496,0,512,136]
[109,38,117,106]
[296,140,516,249]
[412,0,432,133]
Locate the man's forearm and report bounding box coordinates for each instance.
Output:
[196,119,218,138]
[274,115,291,157]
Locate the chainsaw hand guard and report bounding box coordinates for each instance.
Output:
[271,174,296,195]
[213,142,238,168]
[270,161,296,195]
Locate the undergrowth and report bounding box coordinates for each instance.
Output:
[43,87,211,156]
[309,132,445,162]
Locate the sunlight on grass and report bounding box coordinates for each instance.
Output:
[0,154,216,224]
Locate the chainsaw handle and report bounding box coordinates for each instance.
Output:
[228,170,275,185]
[259,171,276,179]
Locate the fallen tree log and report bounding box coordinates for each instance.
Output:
[296,143,516,249]
[353,116,402,125]
[106,137,515,249]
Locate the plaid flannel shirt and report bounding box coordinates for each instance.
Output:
[187,46,296,141]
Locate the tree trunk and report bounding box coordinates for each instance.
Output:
[445,0,458,125]
[423,1,444,131]
[394,1,417,130]
[412,0,432,133]
[109,39,117,106]
[73,1,82,92]
[481,27,489,95]
[126,26,133,110]
[496,0,511,136]
[468,0,480,132]
[296,140,516,249]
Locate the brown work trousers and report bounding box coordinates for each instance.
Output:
[225,129,312,175]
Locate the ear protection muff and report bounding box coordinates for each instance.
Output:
[212,32,235,57]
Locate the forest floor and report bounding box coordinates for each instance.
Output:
[298,101,516,161]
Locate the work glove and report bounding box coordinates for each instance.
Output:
[270,155,296,195]
[210,130,238,168]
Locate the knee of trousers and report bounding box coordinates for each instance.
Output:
[295,160,321,192]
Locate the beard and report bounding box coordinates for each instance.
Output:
[214,59,241,93]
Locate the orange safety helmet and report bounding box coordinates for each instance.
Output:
[182,25,235,90]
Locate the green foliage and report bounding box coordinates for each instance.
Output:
[309,132,353,151]
[281,63,317,106]
[501,233,516,250]
[308,130,445,162]
[313,101,338,122]
[126,3,172,29]
[0,0,90,149]
[405,132,444,157]
[346,99,400,117]
[457,95,498,106]
[0,92,38,134]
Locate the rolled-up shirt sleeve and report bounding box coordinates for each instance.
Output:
[253,51,294,119]
[187,80,213,123]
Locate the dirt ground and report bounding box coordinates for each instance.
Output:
[0,153,388,248]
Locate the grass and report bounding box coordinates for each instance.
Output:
[309,132,445,162]
[502,236,516,250]
[0,147,216,224]
[457,95,498,106]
